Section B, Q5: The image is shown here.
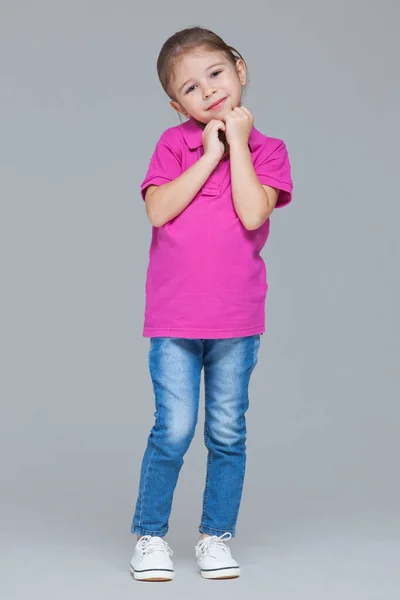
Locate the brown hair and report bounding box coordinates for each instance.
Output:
[157,26,247,100]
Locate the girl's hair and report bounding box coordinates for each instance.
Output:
[157,26,247,100]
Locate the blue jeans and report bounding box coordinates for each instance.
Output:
[131,334,261,538]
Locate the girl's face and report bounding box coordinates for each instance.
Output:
[169,48,246,124]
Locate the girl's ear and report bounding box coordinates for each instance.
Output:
[236,59,247,86]
[170,100,189,118]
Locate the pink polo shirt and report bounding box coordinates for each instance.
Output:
[140,117,293,339]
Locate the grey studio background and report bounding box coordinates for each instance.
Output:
[1,1,399,598]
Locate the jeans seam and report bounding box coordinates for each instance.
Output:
[200,418,211,527]
[254,334,260,364]
[137,341,158,530]
[138,441,157,530]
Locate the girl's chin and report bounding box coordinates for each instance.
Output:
[200,106,236,123]
[217,103,237,118]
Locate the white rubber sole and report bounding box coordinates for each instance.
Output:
[200,566,240,579]
[130,564,175,581]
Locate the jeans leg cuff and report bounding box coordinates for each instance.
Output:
[199,525,235,538]
[131,525,169,537]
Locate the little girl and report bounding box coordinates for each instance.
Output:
[129,26,293,582]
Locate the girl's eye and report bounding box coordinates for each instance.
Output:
[185,70,222,94]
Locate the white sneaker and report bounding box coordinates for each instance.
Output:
[129,535,175,581]
[195,532,240,579]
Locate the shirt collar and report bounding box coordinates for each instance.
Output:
[179,117,264,152]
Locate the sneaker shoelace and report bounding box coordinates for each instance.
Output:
[140,536,173,557]
[195,532,232,558]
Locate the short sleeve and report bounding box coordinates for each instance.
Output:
[140,131,182,201]
[255,140,293,208]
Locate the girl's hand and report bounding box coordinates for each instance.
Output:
[224,106,254,148]
[202,119,226,162]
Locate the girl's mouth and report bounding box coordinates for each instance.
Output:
[208,97,227,111]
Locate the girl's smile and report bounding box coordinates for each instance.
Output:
[207,97,228,111]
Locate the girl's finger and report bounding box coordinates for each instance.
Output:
[240,106,253,118]
[207,120,225,131]
[235,107,247,117]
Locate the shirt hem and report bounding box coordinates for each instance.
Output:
[142,324,265,339]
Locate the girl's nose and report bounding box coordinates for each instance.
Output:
[203,87,216,100]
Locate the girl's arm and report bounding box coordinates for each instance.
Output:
[225,106,280,230]
[144,153,219,227]
[144,120,226,227]
[230,142,279,230]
